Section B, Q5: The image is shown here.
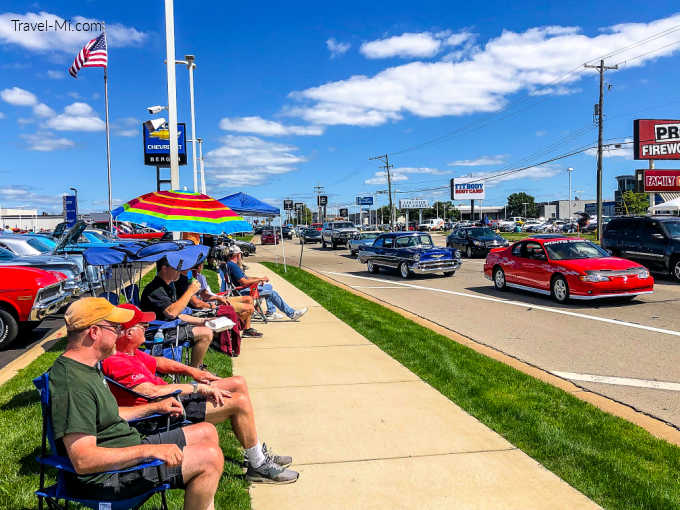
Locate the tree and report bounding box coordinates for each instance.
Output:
[292,205,313,225]
[621,191,649,215]
[506,192,537,218]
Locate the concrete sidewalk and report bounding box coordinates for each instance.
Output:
[234,263,600,509]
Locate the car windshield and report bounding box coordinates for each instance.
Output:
[662,221,680,238]
[360,233,379,240]
[332,222,354,229]
[466,227,497,240]
[1,240,37,255]
[543,240,609,260]
[85,231,111,242]
[26,237,55,253]
[0,247,16,260]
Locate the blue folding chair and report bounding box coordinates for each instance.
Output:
[121,283,140,306]
[98,291,119,306]
[144,319,193,380]
[33,372,170,510]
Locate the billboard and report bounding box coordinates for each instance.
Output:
[339,208,349,217]
[451,178,486,200]
[143,122,187,166]
[399,199,429,209]
[317,195,328,206]
[283,199,294,210]
[63,195,77,227]
[641,169,680,192]
[356,196,374,206]
[634,119,680,160]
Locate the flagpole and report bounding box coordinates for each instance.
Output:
[103,30,113,233]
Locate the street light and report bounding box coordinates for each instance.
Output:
[567,167,574,221]
[171,55,198,192]
[196,137,206,194]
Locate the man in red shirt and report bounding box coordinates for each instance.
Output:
[102,304,298,485]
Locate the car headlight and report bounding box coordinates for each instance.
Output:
[579,272,610,282]
[472,240,482,246]
[413,253,420,262]
[637,269,650,279]
[454,250,461,258]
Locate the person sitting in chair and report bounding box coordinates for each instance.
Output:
[102,304,298,485]
[225,246,307,320]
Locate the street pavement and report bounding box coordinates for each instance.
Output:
[255,235,680,428]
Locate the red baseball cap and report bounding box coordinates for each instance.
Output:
[118,303,156,330]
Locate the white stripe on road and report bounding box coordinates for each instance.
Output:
[323,271,680,338]
[351,285,419,289]
[552,371,680,391]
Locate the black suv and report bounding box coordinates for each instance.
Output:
[601,216,680,281]
[446,226,508,258]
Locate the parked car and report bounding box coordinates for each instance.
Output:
[348,231,381,256]
[358,232,461,278]
[484,237,654,303]
[0,266,71,348]
[300,228,322,244]
[418,218,445,231]
[310,222,323,231]
[447,227,509,258]
[321,221,359,249]
[261,229,280,245]
[281,226,294,239]
[87,221,169,241]
[601,216,680,281]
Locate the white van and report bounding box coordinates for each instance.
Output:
[418,218,445,231]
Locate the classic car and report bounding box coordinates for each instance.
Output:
[87,221,169,240]
[446,227,509,258]
[321,221,359,249]
[300,228,322,244]
[484,236,654,303]
[261,229,280,245]
[358,232,461,278]
[0,266,71,348]
[348,231,380,256]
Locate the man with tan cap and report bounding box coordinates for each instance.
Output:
[49,297,223,509]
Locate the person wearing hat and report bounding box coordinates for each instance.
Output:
[226,246,307,320]
[101,303,298,484]
[48,297,224,508]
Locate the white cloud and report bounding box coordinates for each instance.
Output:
[290,14,680,127]
[585,138,633,159]
[0,112,5,119]
[0,185,62,207]
[448,155,506,166]
[46,70,64,79]
[116,129,137,137]
[0,11,147,53]
[463,165,560,186]
[219,116,323,136]
[1,86,37,106]
[33,103,55,117]
[365,166,448,185]
[205,135,306,187]
[21,132,74,151]
[360,32,441,59]
[326,38,350,58]
[112,116,138,137]
[46,102,105,131]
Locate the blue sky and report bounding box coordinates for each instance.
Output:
[2,1,680,216]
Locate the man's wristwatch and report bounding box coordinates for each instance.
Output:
[191,381,199,394]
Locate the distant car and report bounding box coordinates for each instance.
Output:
[348,231,381,257]
[281,226,294,239]
[321,221,359,249]
[446,227,508,258]
[300,228,321,244]
[87,221,168,241]
[484,236,654,303]
[0,246,84,296]
[310,222,323,231]
[261,229,280,245]
[418,218,445,231]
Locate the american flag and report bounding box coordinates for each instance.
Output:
[68,33,107,78]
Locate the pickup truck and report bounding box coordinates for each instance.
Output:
[0,266,70,348]
[358,232,462,278]
[321,221,359,249]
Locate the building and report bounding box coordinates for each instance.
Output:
[452,205,504,220]
[536,200,596,220]
[0,208,63,231]
[584,201,616,217]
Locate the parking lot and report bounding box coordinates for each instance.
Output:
[257,234,680,428]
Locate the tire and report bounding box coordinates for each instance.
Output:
[551,275,570,303]
[0,308,19,349]
[444,271,455,277]
[367,260,379,274]
[331,241,337,249]
[322,239,327,249]
[493,267,506,291]
[399,262,410,279]
[351,250,357,257]
[466,246,473,258]
[672,258,680,283]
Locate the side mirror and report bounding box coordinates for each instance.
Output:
[652,233,665,240]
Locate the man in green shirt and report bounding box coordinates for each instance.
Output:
[49,297,223,510]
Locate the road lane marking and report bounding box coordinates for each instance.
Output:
[350,285,419,289]
[322,271,680,338]
[552,371,680,391]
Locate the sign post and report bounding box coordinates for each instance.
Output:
[63,195,78,227]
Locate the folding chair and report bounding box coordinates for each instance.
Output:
[219,263,269,323]
[98,291,119,306]
[121,283,140,306]
[144,319,193,381]
[33,372,170,510]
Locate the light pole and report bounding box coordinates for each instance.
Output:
[197,137,206,194]
[172,55,198,192]
[567,167,574,221]
[163,0,180,196]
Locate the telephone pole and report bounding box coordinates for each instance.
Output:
[313,184,325,223]
[584,59,617,240]
[369,154,394,229]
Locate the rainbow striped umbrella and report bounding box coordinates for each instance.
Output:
[112,190,251,234]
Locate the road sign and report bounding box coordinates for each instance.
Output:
[63,195,78,227]
[318,195,328,206]
[451,178,486,200]
[339,208,348,217]
[294,202,304,210]
[356,196,373,206]
[399,199,429,209]
[283,199,294,210]
[634,119,680,160]
[143,122,187,166]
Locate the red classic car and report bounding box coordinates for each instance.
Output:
[0,266,71,348]
[484,236,654,303]
[261,229,281,245]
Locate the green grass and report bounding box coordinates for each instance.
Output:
[232,235,254,242]
[262,262,680,510]
[0,269,250,510]
[500,231,598,243]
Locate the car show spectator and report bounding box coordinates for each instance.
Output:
[48,297,223,508]
[226,246,307,320]
[102,303,298,484]
[140,258,214,368]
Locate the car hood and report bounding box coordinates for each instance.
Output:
[333,228,358,233]
[554,257,643,273]
[403,247,455,260]
[53,221,87,254]
[0,255,80,276]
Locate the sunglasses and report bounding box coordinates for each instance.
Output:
[95,323,122,335]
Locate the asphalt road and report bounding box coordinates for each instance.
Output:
[256,235,680,428]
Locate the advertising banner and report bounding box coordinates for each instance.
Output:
[63,195,78,227]
[283,199,294,210]
[634,119,680,160]
[399,199,429,209]
[339,208,349,217]
[451,178,486,200]
[143,122,187,166]
[641,169,680,192]
[356,196,374,206]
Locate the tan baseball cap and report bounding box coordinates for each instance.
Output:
[64,297,135,332]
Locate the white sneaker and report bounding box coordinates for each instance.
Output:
[266,311,285,320]
[291,308,308,320]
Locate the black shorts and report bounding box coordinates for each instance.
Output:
[180,393,208,423]
[66,428,186,500]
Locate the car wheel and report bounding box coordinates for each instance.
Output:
[444,271,455,277]
[466,246,473,258]
[551,275,569,303]
[399,262,410,279]
[493,267,506,290]
[0,308,19,349]
[322,239,327,249]
[351,250,356,257]
[367,260,379,274]
[331,241,337,249]
[673,258,680,283]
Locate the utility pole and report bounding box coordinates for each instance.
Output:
[567,167,574,221]
[584,59,618,240]
[313,184,324,223]
[369,154,394,229]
